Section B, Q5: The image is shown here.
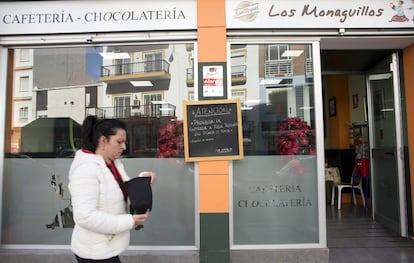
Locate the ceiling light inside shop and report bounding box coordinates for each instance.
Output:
[130,81,153,87]
[99,52,131,59]
[282,50,303,57]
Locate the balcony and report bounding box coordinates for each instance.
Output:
[100,60,171,93]
[85,103,176,119]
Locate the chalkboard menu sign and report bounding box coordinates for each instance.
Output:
[183,99,244,162]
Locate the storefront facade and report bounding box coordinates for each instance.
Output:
[0,1,414,263]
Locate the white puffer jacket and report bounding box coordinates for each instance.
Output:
[68,150,134,260]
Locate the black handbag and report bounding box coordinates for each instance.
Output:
[125,176,152,230]
[125,176,152,214]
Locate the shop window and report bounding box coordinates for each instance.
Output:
[3,43,195,247]
[232,43,318,246]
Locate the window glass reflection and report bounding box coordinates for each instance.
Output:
[3,44,195,246]
[230,44,315,156]
[6,44,194,158]
[232,44,319,245]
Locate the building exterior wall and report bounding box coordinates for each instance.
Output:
[0,1,413,263]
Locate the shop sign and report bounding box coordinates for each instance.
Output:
[0,1,197,35]
[227,0,414,29]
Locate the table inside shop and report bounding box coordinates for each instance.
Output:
[325,166,341,203]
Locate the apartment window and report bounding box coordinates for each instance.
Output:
[231,52,246,79]
[143,93,162,116]
[20,49,31,62]
[265,44,293,77]
[115,57,131,75]
[19,107,28,121]
[114,95,131,118]
[85,86,97,108]
[19,76,30,92]
[144,52,163,72]
[266,44,290,60]
[36,90,47,111]
[14,49,33,68]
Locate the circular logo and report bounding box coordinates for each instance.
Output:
[234,1,259,22]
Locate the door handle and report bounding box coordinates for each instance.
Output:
[384,152,394,156]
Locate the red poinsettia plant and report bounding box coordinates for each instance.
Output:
[276,117,316,155]
[156,118,184,158]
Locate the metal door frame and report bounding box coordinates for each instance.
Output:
[366,52,408,237]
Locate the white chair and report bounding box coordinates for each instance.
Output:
[331,169,366,210]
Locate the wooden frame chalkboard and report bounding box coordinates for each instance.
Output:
[183,99,244,162]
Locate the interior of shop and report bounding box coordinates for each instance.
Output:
[321,48,389,208]
[320,36,414,238]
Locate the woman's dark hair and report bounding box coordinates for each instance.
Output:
[81,115,127,151]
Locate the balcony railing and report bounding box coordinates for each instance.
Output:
[86,103,176,119]
[305,58,313,78]
[265,59,293,77]
[101,59,170,77]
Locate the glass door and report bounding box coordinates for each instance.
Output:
[367,53,407,237]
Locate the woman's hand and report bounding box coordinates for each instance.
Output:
[132,209,149,227]
[138,171,156,185]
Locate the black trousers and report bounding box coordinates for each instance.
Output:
[75,255,122,263]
